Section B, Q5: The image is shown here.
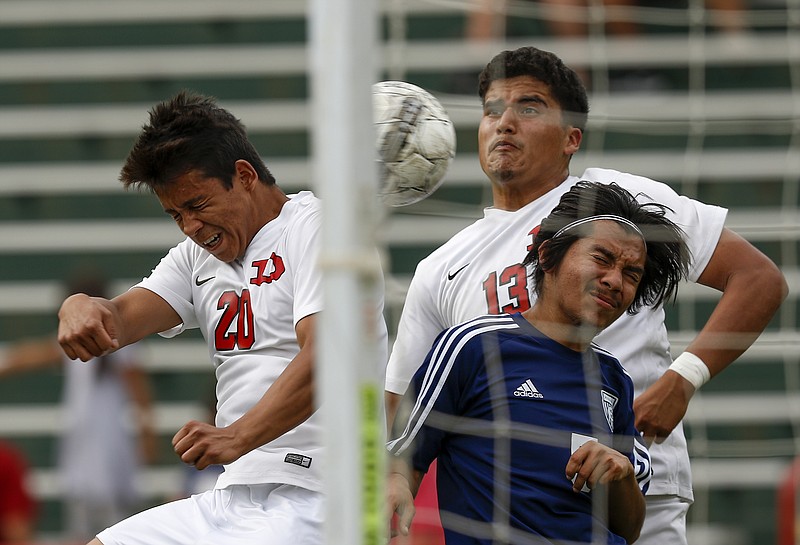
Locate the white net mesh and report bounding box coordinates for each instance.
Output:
[0,1,797,543]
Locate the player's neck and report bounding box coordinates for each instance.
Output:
[253,184,289,226]
[490,173,569,211]
[522,305,597,353]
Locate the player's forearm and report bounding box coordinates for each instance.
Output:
[689,229,787,378]
[607,475,645,544]
[111,288,183,348]
[688,261,786,378]
[385,391,403,432]
[229,343,316,455]
[387,457,420,536]
[388,456,423,496]
[229,314,318,456]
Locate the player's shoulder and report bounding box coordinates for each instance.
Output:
[591,341,621,360]
[429,214,490,250]
[436,314,521,350]
[580,167,677,200]
[591,343,634,383]
[285,191,322,220]
[414,203,533,273]
[425,314,521,373]
[272,191,323,243]
[411,218,487,276]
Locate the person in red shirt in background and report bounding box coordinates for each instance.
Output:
[0,440,36,544]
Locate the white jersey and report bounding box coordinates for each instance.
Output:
[386,168,727,501]
[138,191,386,493]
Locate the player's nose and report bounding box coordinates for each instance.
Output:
[600,266,623,291]
[181,212,203,237]
[496,107,518,133]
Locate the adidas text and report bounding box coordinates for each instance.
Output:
[514,390,543,398]
[514,379,544,398]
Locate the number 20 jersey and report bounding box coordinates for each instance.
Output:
[137,191,387,492]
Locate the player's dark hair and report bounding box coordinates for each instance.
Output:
[478,46,589,131]
[120,90,275,191]
[523,181,690,314]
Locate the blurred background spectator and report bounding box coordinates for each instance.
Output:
[0,440,36,544]
[0,268,156,541]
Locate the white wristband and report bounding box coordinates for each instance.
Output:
[669,352,711,390]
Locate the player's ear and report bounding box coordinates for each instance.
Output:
[234,159,258,190]
[537,240,554,272]
[565,126,582,157]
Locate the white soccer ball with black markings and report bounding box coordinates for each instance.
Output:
[372,81,456,207]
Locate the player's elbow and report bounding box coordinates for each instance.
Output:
[624,526,642,544]
[731,252,787,313]
[774,264,790,305]
[754,257,789,311]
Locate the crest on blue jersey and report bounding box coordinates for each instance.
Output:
[601,390,618,432]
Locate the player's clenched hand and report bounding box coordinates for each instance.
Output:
[565,441,633,493]
[633,370,694,446]
[172,420,245,470]
[386,472,415,540]
[57,294,120,361]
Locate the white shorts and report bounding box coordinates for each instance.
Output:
[96,484,323,545]
[636,495,691,545]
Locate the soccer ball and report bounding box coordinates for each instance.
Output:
[372,81,456,207]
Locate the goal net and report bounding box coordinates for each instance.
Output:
[0,1,796,544]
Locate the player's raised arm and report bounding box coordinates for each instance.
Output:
[57,287,181,362]
[634,227,788,444]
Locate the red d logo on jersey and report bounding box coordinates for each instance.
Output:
[249,253,285,286]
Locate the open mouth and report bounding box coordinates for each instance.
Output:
[203,234,221,248]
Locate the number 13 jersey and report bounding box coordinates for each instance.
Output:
[386,168,726,501]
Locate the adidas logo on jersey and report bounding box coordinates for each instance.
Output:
[514,379,544,399]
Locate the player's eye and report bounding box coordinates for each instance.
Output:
[624,270,642,283]
[483,102,504,116]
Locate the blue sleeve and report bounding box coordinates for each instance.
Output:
[613,369,652,493]
[386,325,482,475]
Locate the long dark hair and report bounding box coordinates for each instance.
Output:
[523,181,691,314]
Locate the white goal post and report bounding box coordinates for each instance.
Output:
[310,1,386,545]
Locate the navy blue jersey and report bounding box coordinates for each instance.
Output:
[388,314,651,545]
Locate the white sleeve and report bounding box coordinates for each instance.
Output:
[286,205,324,326]
[291,198,389,369]
[385,259,446,395]
[135,239,200,336]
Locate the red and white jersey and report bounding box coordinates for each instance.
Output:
[386,168,727,501]
[138,191,386,492]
